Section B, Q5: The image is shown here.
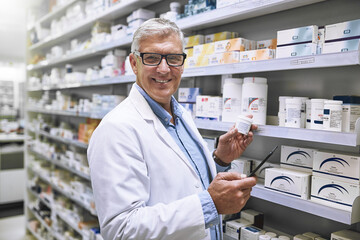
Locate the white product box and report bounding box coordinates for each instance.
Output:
[322,39,360,54]
[240,226,265,240]
[331,230,360,240]
[256,39,277,49]
[225,218,252,239]
[240,209,264,229]
[185,35,205,48]
[277,25,318,46]
[252,160,280,181]
[193,43,215,56]
[195,96,223,120]
[313,150,360,183]
[180,103,196,119]
[178,88,201,103]
[311,175,360,211]
[228,157,252,176]
[325,19,360,41]
[216,0,240,9]
[240,49,275,62]
[342,104,360,132]
[276,43,317,58]
[126,8,155,23]
[302,232,321,240]
[264,168,311,199]
[208,52,240,65]
[184,57,197,68]
[280,145,315,173]
[214,38,254,53]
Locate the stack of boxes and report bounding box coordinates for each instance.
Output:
[240,38,276,62]
[178,88,201,118]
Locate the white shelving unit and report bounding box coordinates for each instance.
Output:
[26,0,360,238]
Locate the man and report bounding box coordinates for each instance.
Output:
[88,18,257,240]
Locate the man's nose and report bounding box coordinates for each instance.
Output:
[157,58,170,73]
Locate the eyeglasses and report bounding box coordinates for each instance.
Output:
[134,51,187,67]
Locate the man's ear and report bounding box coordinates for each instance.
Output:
[129,53,138,75]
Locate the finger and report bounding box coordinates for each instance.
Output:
[216,172,243,181]
[220,128,238,142]
[232,177,257,189]
[250,124,258,131]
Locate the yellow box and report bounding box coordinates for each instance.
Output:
[185,48,193,57]
[256,39,277,49]
[184,57,197,68]
[240,49,276,62]
[209,51,240,65]
[185,35,204,48]
[215,38,255,53]
[196,55,209,67]
[205,31,238,43]
[193,43,215,56]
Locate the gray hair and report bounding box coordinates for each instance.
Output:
[131,18,185,53]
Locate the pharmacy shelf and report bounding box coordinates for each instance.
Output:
[27,224,47,240]
[27,107,93,118]
[176,0,325,31]
[56,211,86,238]
[195,118,360,147]
[27,186,52,210]
[27,35,133,71]
[27,204,53,233]
[252,184,360,225]
[29,148,91,180]
[29,168,96,216]
[38,130,88,149]
[29,0,160,51]
[0,134,26,142]
[28,75,136,92]
[183,51,360,77]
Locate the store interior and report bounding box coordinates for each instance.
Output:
[1,0,360,239]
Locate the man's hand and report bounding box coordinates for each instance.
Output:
[214,115,257,165]
[208,172,257,214]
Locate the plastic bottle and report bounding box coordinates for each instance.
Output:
[323,100,343,132]
[278,96,292,127]
[222,78,243,122]
[285,98,302,128]
[241,77,268,125]
[235,115,253,135]
[293,96,309,128]
[311,99,326,129]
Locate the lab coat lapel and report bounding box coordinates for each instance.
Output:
[128,85,198,176]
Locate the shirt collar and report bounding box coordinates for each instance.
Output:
[134,83,183,126]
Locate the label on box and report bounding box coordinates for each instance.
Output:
[325,19,360,41]
[277,25,318,46]
[280,145,315,172]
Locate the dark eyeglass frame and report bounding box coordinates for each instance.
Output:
[134,51,187,67]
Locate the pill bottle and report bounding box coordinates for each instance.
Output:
[235,115,253,135]
[311,99,326,130]
[266,232,277,238]
[259,235,271,240]
[278,236,290,240]
[242,77,268,125]
[305,99,312,129]
[323,100,343,132]
[278,96,292,127]
[293,96,309,128]
[222,78,243,122]
[285,98,302,128]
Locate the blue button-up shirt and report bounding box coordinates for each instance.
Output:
[135,84,221,240]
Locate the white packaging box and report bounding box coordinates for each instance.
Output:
[342,104,360,132]
[240,209,264,229]
[325,19,360,41]
[280,145,315,173]
[216,0,240,9]
[195,96,223,120]
[126,8,155,23]
[225,218,252,239]
[205,31,237,43]
[240,49,275,62]
[322,39,360,54]
[214,38,254,53]
[228,157,252,176]
[311,175,360,211]
[240,226,265,240]
[178,88,201,103]
[313,150,360,183]
[277,25,319,46]
[252,160,280,181]
[276,43,317,58]
[264,168,311,199]
[331,230,360,240]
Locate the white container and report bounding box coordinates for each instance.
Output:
[279,96,293,113]
[293,97,308,128]
[323,100,343,132]
[169,2,181,13]
[235,115,253,135]
[222,78,243,122]
[241,77,268,125]
[306,99,312,129]
[279,236,290,240]
[310,99,326,130]
[259,235,271,240]
[265,232,277,238]
[285,98,302,128]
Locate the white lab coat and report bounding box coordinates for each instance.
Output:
[88,84,218,240]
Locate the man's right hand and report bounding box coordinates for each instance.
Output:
[207,172,257,214]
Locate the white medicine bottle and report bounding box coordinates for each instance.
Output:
[222,78,243,122]
[241,77,268,125]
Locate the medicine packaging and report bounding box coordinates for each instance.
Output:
[325,19,360,41]
[280,145,315,173]
[277,25,318,46]
[240,49,275,62]
[276,43,317,58]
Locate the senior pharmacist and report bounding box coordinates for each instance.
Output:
[88,18,257,240]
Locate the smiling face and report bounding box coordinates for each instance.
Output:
[129,33,184,111]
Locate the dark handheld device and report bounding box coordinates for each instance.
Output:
[248,145,278,177]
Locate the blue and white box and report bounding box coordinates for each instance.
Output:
[313,150,360,184]
[276,43,317,58]
[280,145,315,173]
[325,19,360,41]
[178,88,201,103]
[323,39,360,54]
[240,226,265,240]
[311,175,360,211]
[265,168,311,199]
[277,25,319,46]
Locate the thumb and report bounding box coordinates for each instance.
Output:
[216,172,244,181]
